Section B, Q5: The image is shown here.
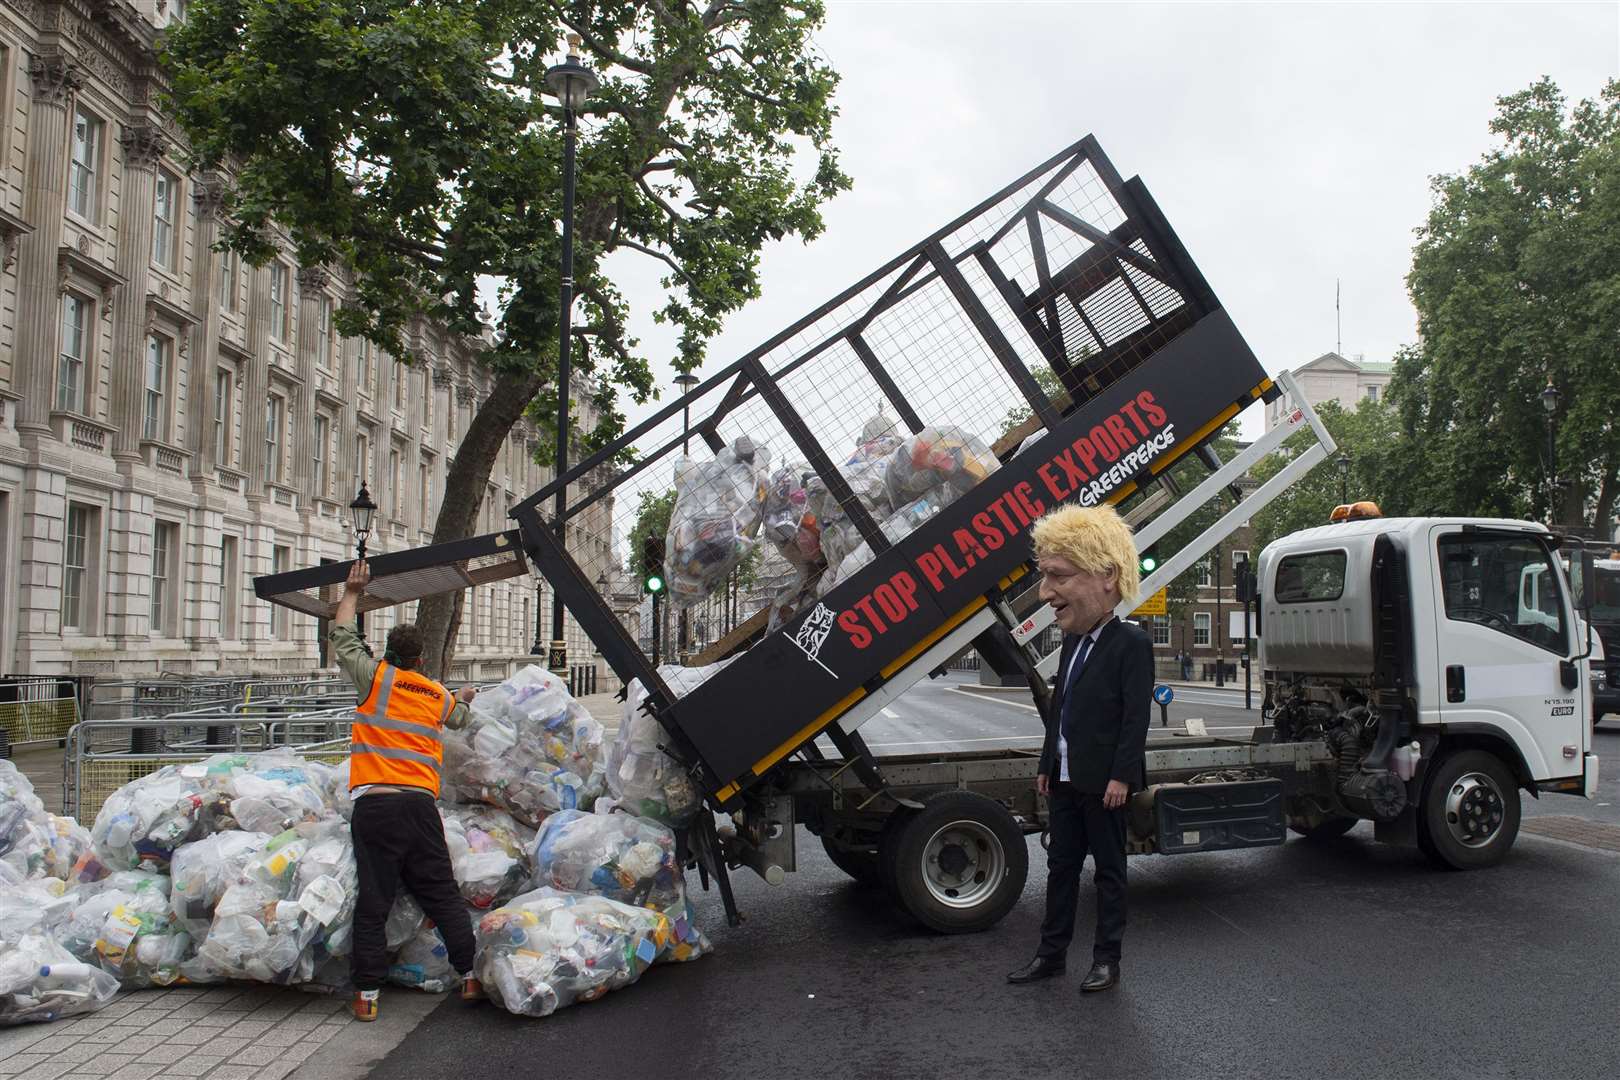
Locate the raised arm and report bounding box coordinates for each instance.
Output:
[335,559,369,625]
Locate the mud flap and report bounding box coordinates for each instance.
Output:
[1155,779,1286,854]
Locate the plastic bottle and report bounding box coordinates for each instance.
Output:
[1390,741,1422,782]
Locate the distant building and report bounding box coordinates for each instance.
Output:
[1265,352,1392,431]
[0,1,610,682]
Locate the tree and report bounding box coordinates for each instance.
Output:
[1246,397,1402,555]
[1391,77,1620,534]
[626,489,676,582]
[165,0,851,675]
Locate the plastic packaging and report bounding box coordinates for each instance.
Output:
[884,425,997,506]
[169,831,272,939]
[0,933,120,1025]
[475,887,675,1018]
[606,664,728,822]
[532,810,709,961]
[387,911,478,994]
[666,438,771,608]
[90,767,225,871]
[440,805,536,910]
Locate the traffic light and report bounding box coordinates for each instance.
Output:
[641,535,666,595]
[1234,556,1256,604]
[1139,551,1158,575]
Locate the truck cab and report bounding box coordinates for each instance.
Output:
[1261,515,1599,868]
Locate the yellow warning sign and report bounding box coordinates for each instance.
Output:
[1132,588,1167,618]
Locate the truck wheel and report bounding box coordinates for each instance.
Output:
[1417,750,1521,870]
[884,791,1027,934]
[1288,816,1358,841]
[820,834,881,886]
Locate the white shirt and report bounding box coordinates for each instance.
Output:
[1055,617,1113,783]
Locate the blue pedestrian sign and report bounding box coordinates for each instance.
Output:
[1153,684,1174,706]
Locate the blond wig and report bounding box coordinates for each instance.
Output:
[1030,504,1141,606]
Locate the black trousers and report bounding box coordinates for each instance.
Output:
[1037,781,1128,965]
[350,790,476,991]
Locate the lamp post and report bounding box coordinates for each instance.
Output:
[673,372,699,452]
[672,371,699,654]
[530,580,545,655]
[1335,452,1351,505]
[544,34,598,675]
[1541,379,1561,525]
[348,483,377,650]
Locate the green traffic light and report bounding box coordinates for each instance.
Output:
[1140,556,1158,572]
[645,574,664,594]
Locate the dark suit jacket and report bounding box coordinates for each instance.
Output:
[1038,618,1154,794]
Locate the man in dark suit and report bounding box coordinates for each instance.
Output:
[1007,504,1152,993]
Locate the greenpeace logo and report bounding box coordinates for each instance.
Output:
[395,681,443,702]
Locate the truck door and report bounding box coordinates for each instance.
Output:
[1431,527,1585,782]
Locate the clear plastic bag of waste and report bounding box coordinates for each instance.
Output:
[0,932,120,1025]
[440,805,535,910]
[531,810,708,961]
[666,438,771,609]
[56,872,190,988]
[884,425,996,506]
[169,831,272,939]
[474,887,675,1018]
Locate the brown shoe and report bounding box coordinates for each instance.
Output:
[351,991,379,1021]
[460,977,485,1002]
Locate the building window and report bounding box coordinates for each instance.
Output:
[1198,557,1213,588]
[152,168,178,270]
[354,432,370,488]
[269,263,288,341]
[418,461,431,526]
[220,535,239,639]
[1366,384,1379,403]
[312,414,328,498]
[389,447,402,520]
[151,521,179,637]
[271,544,290,639]
[69,106,102,221]
[265,394,284,484]
[1231,549,1249,570]
[356,339,372,394]
[420,368,432,428]
[317,296,332,369]
[61,503,98,633]
[214,369,234,465]
[1193,611,1212,647]
[57,293,90,414]
[1150,616,1170,646]
[219,249,237,312]
[392,361,405,411]
[143,334,171,442]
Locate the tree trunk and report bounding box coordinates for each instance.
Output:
[1593,455,1619,541]
[417,367,548,678]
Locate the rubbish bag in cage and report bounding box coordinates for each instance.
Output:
[884,425,997,506]
[818,490,949,597]
[666,438,771,608]
[474,887,676,1018]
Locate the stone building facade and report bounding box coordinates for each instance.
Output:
[0,0,613,683]
[1264,351,1392,431]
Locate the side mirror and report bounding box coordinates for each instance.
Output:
[1578,548,1596,614]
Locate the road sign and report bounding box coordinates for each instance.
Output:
[1133,587,1167,618]
[1153,685,1174,706]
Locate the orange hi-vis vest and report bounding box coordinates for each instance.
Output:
[349,663,455,797]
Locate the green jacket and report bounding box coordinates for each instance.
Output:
[328,620,470,731]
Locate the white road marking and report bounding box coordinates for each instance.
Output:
[880,707,900,720]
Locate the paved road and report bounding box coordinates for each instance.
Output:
[378,817,1620,1080]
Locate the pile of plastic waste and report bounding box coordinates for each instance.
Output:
[0,665,712,1025]
[666,436,772,608]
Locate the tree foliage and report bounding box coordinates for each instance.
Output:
[1389,77,1620,533]
[164,0,851,674]
[626,488,675,581]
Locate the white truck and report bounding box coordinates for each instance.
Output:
[1261,515,1600,868]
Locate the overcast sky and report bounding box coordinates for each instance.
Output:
[601,1,1618,441]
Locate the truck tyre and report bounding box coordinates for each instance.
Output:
[1416,750,1521,870]
[1288,816,1358,841]
[820,834,881,886]
[884,791,1028,934]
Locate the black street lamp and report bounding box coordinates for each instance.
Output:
[530,580,545,655]
[349,483,377,647]
[1335,452,1351,505]
[673,371,699,452]
[544,34,598,674]
[1541,379,1561,524]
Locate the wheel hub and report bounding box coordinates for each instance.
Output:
[921,819,1007,909]
[1444,772,1505,848]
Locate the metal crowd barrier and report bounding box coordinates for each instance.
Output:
[0,674,90,748]
[66,698,356,821]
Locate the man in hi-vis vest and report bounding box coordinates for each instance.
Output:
[331,560,482,1021]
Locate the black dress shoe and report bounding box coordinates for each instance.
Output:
[1080,961,1119,992]
[1006,956,1066,984]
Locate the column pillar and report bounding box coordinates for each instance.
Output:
[293,266,327,496]
[14,51,80,434]
[188,173,227,474]
[241,263,271,500]
[108,122,164,461]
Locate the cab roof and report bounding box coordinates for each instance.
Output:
[1264,516,1549,556]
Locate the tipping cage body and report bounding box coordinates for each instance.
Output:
[509,135,1273,809]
